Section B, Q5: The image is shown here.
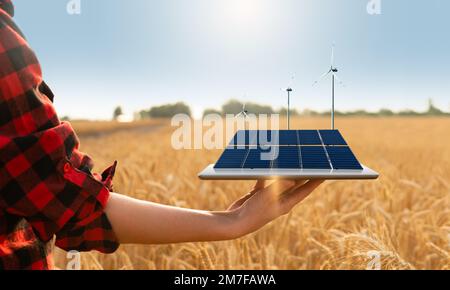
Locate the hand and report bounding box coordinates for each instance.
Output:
[105,179,324,244]
[228,179,324,238]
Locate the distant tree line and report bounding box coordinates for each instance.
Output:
[137,102,191,119]
[134,99,449,120]
[201,99,449,117]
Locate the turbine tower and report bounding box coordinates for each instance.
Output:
[313,45,345,130]
[281,75,295,130]
[235,102,249,131]
[286,88,292,129]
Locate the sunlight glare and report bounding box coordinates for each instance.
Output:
[213,0,272,36]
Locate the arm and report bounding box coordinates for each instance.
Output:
[105,180,324,244]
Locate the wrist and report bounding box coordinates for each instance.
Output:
[227,208,249,240]
[213,208,247,241]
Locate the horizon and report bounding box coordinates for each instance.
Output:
[69,98,449,122]
[13,0,450,120]
[63,96,450,121]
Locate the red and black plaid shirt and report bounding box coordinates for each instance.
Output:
[0,0,119,269]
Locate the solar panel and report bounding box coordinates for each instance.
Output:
[242,147,273,169]
[214,147,248,169]
[272,146,301,169]
[229,130,259,146]
[278,130,299,145]
[319,130,347,145]
[217,130,363,170]
[300,146,332,169]
[201,130,378,180]
[326,146,363,170]
[298,130,322,145]
[258,130,275,146]
[229,130,353,146]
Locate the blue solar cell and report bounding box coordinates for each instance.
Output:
[230,130,329,146]
[242,147,274,169]
[319,130,347,145]
[272,147,301,169]
[326,146,363,170]
[214,147,248,169]
[277,130,299,145]
[300,146,331,169]
[218,130,364,171]
[298,130,322,145]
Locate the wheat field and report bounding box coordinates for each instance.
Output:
[54,117,450,270]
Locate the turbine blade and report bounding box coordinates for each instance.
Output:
[312,70,332,86]
[333,73,346,87]
[331,44,335,67]
[289,74,295,87]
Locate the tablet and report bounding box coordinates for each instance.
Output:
[198,164,379,180]
[198,130,379,181]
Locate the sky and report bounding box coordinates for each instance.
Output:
[12,0,450,119]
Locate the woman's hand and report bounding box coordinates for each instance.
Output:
[227,180,324,238]
[105,180,324,245]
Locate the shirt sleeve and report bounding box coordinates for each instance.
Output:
[0,0,14,17]
[0,124,120,254]
[53,156,120,253]
[0,0,119,253]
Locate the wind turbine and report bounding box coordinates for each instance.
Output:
[281,75,295,130]
[313,45,345,130]
[236,103,249,119]
[235,102,250,134]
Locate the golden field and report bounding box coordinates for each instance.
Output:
[54,117,450,270]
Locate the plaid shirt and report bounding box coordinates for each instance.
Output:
[0,0,119,269]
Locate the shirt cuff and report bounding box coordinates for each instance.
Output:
[52,159,120,253]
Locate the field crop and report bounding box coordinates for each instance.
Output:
[54,117,450,270]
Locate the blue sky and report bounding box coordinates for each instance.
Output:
[13,0,450,119]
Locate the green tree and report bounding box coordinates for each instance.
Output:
[398,109,421,116]
[378,108,394,116]
[221,99,274,115]
[113,106,123,121]
[221,100,244,115]
[278,107,300,117]
[427,99,444,115]
[139,102,191,119]
[203,108,222,117]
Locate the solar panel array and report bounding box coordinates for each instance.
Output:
[215,130,363,170]
[229,130,348,146]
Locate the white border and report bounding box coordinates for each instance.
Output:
[198,164,379,180]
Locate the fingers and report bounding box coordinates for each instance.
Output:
[228,193,253,210]
[262,180,298,200]
[252,179,266,192]
[294,179,308,187]
[228,180,267,211]
[241,179,321,210]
